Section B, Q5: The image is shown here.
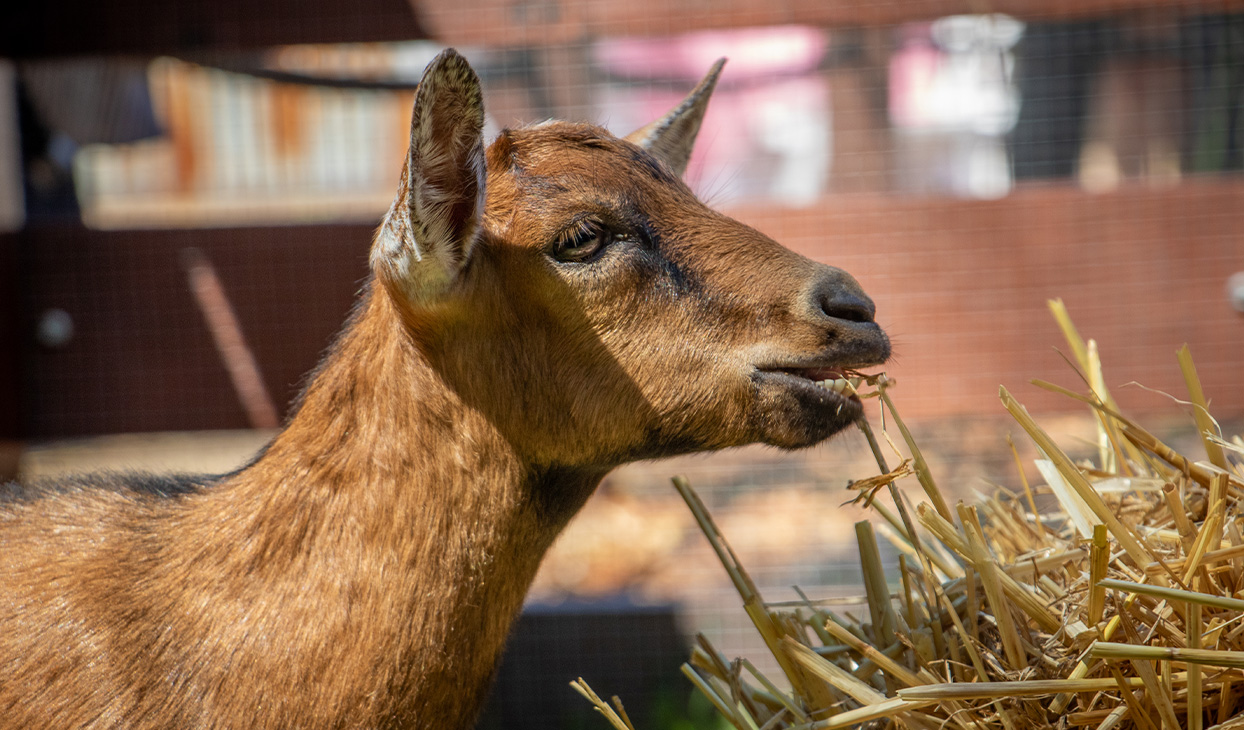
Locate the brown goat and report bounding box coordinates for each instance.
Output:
[0,50,889,729]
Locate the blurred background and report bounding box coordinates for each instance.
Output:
[3,0,1244,727]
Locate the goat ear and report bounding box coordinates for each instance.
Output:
[624,58,725,178]
[372,48,486,307]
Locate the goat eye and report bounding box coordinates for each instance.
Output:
[553,222,615,263]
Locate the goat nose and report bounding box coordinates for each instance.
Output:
[811,270,876,324]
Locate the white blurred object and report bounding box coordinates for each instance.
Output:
[1228,272,1244,313]
[890,15,1024,199]
[755,88,831,206]
[36,309,75,349]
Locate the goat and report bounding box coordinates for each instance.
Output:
[0,49,890,729]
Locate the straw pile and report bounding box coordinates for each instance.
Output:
[573,300,1244,730]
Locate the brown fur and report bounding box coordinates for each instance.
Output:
[0,50,888,729]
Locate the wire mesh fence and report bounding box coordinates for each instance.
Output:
[6,2,1244,727]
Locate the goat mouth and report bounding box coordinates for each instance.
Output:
[774,367,865,397]
[748,363,885,447]
[759,365,877,400]
[753,366,878,426]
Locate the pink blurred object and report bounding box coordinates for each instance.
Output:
[595,26,832,206]
[595,26,827,82]
[888,25,942,129]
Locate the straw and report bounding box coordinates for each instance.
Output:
[578,306,1244,730]
[570,679,638,730]
[1177,344,1227,471]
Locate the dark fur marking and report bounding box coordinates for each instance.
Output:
[619,143,682,185]
[1,471,213,504]
[571,135,680,186]
[628,222,702,299]
[506,125,681,188]
[639,427,704,459]
[525,464,605,528]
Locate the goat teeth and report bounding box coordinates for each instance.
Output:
[814,378,855,396]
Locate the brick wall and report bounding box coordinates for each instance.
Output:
[7,181,1244,437]
[731,180,1244,419]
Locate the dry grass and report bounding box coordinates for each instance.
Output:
[577,300,1244,730]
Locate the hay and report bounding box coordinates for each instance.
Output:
[576,301,1244,729]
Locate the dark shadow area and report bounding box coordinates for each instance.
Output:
[1,0,426,59]
[5,224,370,437]
[477,601,693,730]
